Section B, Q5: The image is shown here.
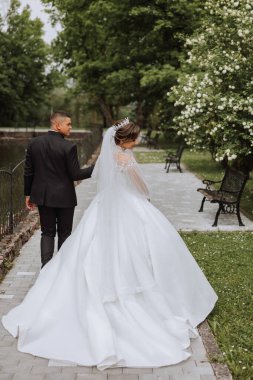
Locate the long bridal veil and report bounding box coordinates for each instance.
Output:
[91,126,116,192]
[92,126,150,197]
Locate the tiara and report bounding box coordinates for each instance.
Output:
[113,117,129,131]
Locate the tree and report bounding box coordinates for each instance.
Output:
[169,0,253,172]
[42,0,204,127]
[131,0,205,129]
[0,0,51,127]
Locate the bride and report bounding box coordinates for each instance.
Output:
[2,118,218,370]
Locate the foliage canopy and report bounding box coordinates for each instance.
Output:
[42,0,204,127]
[169,0,253,171]
[0,0,52,127]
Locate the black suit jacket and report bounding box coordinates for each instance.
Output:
[24,131,94,207]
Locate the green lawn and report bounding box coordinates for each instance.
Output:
[135,147,253,379]
[182,231,253,380]
[135,149,166,164]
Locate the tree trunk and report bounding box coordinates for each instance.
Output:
[74,96,80,128]
[136,100,144,128]
[98,97,114,127]
[114,105,120,120]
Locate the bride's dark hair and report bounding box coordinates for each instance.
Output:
[114,120,140,145]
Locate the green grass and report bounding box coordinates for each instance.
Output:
[182,149,224,182]
[181,231,253,380]
[134,148,253,221]
[135,150,166,164]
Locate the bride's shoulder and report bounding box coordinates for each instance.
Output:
[114,146,136,167]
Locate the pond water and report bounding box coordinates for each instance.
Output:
[0,143,27,170]
[0,131,101,170]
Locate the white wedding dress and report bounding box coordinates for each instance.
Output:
[2,127,218,370]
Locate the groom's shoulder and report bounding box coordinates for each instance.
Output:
[27,133,77,156]
[28,132,74,146]
[53,138,77,154]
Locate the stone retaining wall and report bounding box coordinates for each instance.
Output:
[0,130,92,142]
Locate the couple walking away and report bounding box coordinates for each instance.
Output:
[2,112,218,370]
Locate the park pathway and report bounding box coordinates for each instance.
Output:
[0,152,248,380]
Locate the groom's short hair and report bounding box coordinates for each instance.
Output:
[50,111,71,124]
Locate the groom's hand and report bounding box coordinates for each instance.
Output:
[25,196,36,211]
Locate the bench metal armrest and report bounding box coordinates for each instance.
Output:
[203,179,222,190]
[203,179,222,185]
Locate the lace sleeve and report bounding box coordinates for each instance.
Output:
[115,150,150,198]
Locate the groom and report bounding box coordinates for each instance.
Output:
[24,111,94,268]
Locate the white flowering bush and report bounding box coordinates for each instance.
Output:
[169,0,253,171]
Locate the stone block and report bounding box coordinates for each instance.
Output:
[76,375,107,380]
[183,366,214,376]
[62,367,93,374]
[139,375,170,380]
[45,374,76,380]
[123,368,153,374]
[0,359,20,367]
[153,366,184,376]
[178,361,196,369]
[170,375,201,380]
[0,375,14,380]
[108,375,138,380]
[13,375,45,380]
[0,365,31,375]
[195,361,212,368]
[93,368,122,374]
[31,366,61,374]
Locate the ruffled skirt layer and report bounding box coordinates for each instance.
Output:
[2,191,217,369]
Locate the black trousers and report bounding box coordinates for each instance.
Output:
[38,206,75,268]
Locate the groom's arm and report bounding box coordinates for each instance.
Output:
[66,144,94,181]
[24,142,36,210]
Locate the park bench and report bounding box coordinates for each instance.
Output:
[164,144,185,173]
[197,166,249,227]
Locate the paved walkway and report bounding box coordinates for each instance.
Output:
[0,159,246,380]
